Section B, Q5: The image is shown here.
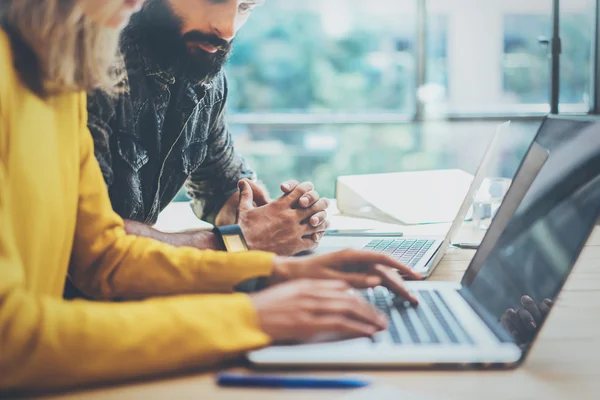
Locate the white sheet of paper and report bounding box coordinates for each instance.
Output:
[337,170,474,225]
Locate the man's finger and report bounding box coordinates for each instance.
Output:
[373,265,418,305]
[300,222,330,247]
[312,232,325,243]
[300,237,320,252]
[298,190,321,208]
[300,198,330,219]
[247,180,270,206]
[280,180,300,194]
[521,296,543,323]
[305,220,331,235]
[308,211,328,228]
[284,182,315,204]
[237,179,255,212]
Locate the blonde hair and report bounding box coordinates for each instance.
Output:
[1,0,125,95]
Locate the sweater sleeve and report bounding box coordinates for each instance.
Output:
[0,278,271,391]
[0,97,272,393]
[69,93,275,300]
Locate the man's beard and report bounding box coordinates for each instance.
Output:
[134,0,232,84]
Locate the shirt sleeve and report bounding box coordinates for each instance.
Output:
[86,53,134,189]
[185,74,256,224]
[0,96,272,393]
[87,88,118,188]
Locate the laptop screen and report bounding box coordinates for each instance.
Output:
[462,116,600,352]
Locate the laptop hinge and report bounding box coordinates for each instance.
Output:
[458,288,514,343]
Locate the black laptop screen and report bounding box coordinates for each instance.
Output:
[463,116,600,351]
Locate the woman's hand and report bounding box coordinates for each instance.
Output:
[250,280,387,343]
[270,249,423,304]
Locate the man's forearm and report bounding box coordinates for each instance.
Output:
[124,220,224,251]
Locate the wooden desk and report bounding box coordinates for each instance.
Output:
[40,226,600,400]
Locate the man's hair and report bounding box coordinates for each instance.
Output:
[0,0,124,97]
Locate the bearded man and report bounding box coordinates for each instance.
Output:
[86,0,330,260]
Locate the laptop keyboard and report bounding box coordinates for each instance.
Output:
[363,239,436,268]
[362,287,474,345]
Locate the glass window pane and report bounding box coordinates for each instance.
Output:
[427,0,552,114]
[226,0,417,114]
[423,12,448,116]
[503,13,550,105]
[560,0,595,110]
[233,121,539,199]
[426,0,593,114]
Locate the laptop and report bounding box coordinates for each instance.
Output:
[315,122,510,278]
[249,115,600,368]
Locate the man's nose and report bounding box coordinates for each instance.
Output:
[124,0,144,13]
[209,4,239,41]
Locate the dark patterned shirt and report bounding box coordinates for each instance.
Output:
[87,23,254,225]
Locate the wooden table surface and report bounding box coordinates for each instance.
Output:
[37,223,600,400]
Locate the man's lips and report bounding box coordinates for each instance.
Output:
[188,41,219,54]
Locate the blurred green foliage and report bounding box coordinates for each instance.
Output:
[173,3,593,204]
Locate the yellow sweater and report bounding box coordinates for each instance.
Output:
[0,30,274,392]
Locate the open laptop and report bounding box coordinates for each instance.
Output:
[249,115,600,368]
[316,122,510,278]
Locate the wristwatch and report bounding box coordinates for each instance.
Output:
[213,224,249,252]
[215,225,267,293]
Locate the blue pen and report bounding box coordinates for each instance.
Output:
[216,373,371,389]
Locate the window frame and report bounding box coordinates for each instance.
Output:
[592,0,600,114]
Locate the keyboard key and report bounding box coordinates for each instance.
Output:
[433,291,474,345]
[364,240,381,249]
[365,237,436,269]
[413,301,441,344]
[397,305,421,344]
[420,291,460,344]
[364,288,473,347]
[372,288,403,344]
[388,322,403,344]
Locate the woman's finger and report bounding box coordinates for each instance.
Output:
[373,265,418,305]
[320,268,382,288]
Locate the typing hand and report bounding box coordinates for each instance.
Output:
[250,280,387,343]
[270,249,423,304]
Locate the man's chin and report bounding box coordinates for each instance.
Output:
[180,49,230,83]
[184,62,225,84]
